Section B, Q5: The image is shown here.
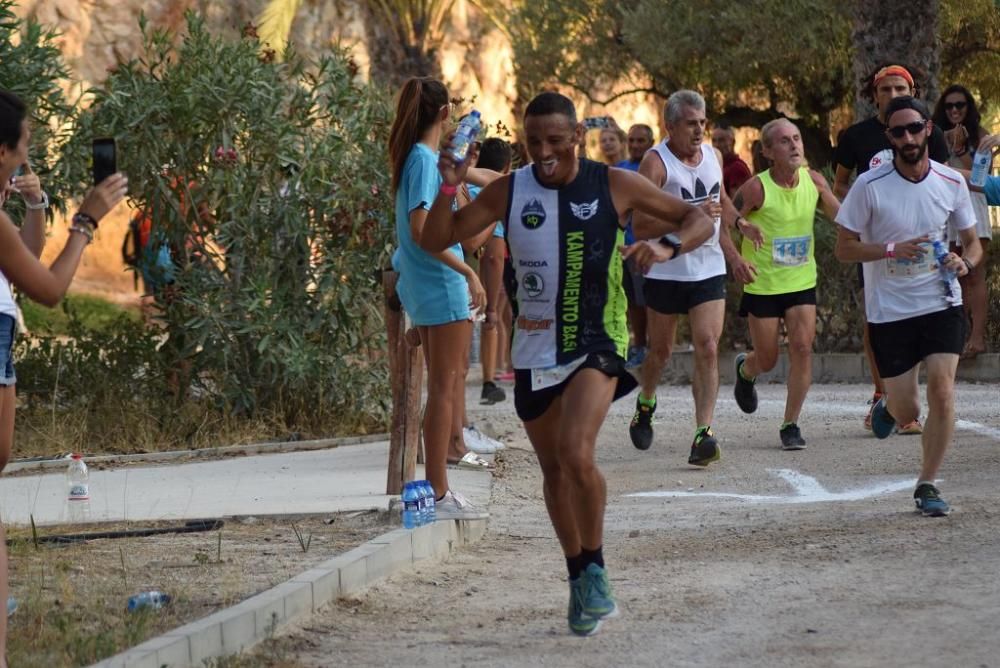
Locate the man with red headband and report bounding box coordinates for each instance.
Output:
[832,64,950,436]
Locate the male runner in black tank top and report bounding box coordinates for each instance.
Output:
[421,92,714,637]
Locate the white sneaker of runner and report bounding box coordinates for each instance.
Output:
[464,425,504,455]
[435,490,489,521]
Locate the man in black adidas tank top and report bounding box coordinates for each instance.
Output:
[421,92,714,637]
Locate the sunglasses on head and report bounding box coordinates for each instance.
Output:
[943,101,967,111]
[886,121,927,139]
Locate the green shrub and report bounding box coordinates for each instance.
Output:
[51,13,393,433]
[20,294,139,335]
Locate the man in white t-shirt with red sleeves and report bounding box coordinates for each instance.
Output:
[835,96,983,517]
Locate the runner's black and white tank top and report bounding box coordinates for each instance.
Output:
[645,142,725,281]
[504,159,628,369]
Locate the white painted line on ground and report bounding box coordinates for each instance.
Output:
[626,469,915,505]
[956,419,1000,441]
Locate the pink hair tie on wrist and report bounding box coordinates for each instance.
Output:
[885,242,896,259]
[440,183,458,197]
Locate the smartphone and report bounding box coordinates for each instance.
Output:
[8,165,21,188]
[582,116,612,130]
[92,138,117,186]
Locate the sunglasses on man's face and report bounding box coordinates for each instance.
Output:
[943,101,967,111]
[886,121,927,139]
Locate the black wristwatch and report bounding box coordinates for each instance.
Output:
[658,233,682,259]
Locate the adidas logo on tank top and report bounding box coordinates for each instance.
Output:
[645,142,726,282]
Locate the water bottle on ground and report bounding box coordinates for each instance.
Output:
[931,235,961,306]
[450,110,482,164]
[420,480,436,523]
[127,591,171,612]
[415,480,427,525]
[66,453,91,522]
[970,149,991,187]
[402,481,421,529]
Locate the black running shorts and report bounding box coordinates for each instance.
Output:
[514,352,638,422]
[643,274,726,315]
[739,287,817,319]
[867,306,966,379]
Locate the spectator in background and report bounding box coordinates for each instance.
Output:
[751,139,769,174]
[617,124,656,368]
[933,85,992,359]
[712,122,752,194]
[468,138,513,407]
[387,77,490,518]
[599,125,627,165]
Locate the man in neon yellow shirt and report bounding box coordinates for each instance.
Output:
[731,119,841,449]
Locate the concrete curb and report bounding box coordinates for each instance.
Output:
[90,518,488,668]
[6,433,390,474]
[660,351,999,385]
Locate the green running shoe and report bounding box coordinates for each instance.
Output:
[567,577,600,636]
[582,563,619,619]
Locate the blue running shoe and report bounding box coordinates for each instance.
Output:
[567,577,599,636]
[870,396,895,439]
[914,483,951,517]
[582,563,619,620]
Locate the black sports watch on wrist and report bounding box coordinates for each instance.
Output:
[658,233,682,259]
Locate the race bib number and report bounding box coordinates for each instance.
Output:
[530,356,588,391]
[772,236,811,267]
[886,243,936,277]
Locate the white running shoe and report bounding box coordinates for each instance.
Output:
[435,490,489,520]
[464,425,504,454]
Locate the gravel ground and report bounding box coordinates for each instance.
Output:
[259,381,1000,668]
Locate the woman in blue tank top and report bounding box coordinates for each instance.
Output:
[388,78,489,517]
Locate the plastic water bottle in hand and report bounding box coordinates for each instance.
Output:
[127,591,171,612]
[970,149,991,187]
[931,235,961,306]
[402,481,421,529]
[450,110,482,165]
[66,453,91,522]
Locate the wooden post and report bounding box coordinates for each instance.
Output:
[383,270,423,495]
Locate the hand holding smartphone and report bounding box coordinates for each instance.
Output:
[92,138,117,186]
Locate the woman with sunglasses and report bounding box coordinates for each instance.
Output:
[932,85,993,359]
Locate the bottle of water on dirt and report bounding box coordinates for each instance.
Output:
[931,235,960,306]
[420,480,436,523]
[66,454,91,522]
[127,591,171,612]
[402,482,421,529]
[450,110,481,164]
[970,149,991,187]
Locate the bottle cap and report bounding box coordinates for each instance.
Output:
[71,453,83,460]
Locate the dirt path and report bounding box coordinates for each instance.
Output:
[263,383,1000,667]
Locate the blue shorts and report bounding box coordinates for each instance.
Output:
[397,275,470,326]
[0,313,16,386]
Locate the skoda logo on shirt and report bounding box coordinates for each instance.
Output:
[522,272,544,298]
[521,199,547,229]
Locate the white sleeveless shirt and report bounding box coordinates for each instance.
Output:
[644,142,726,282]
[0,275,16,317]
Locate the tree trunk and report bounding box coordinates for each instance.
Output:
[360,4,442,88]
[851,0,941,121]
